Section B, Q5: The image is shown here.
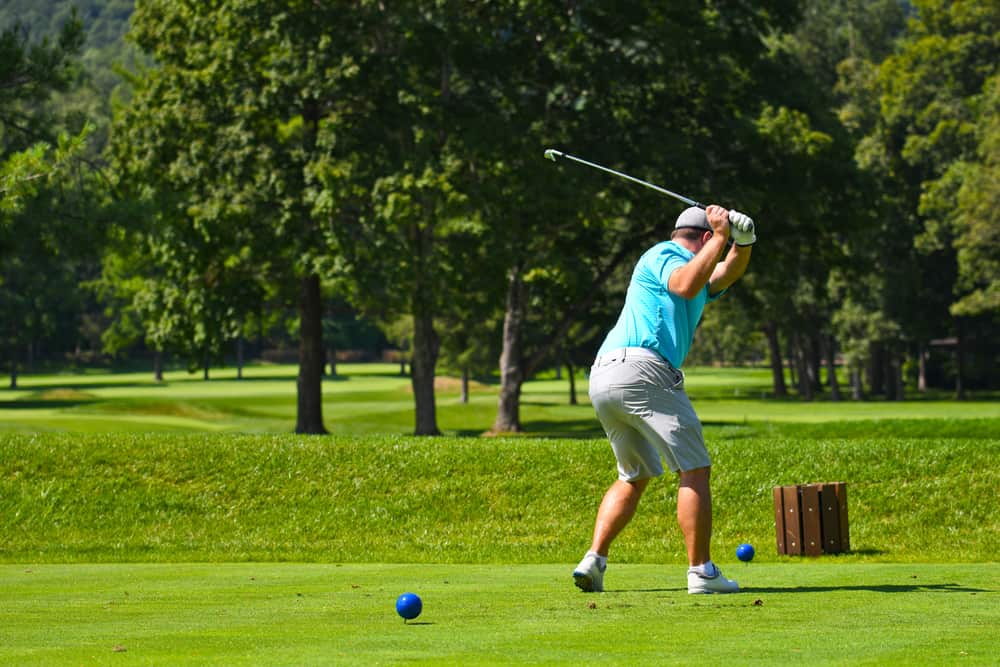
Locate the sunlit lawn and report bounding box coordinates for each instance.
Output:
[0,363,996,435]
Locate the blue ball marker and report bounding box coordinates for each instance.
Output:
[396,592,423,622]
[736,543,755,562]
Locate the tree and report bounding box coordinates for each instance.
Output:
[849,0,999,395]
[314,2,596,435]
[921,72,1000,319]
[111,1,374,432]
[473,0,804,430]
[0,14,87,215]
[1,13,96,385]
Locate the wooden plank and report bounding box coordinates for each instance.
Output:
[834,482,850,552]
[773,486,786,554]
[781,485,802,555]
[800,484,823,556]
[820,483,842,553]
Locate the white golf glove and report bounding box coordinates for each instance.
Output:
[728,211,756,246]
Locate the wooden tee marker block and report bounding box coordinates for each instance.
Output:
[773,483,849,555]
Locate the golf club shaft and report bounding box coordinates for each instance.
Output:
[544,149,704,209]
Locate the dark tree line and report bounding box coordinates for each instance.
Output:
[1,1,996,433]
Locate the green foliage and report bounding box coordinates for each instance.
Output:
[687,298,768,366]
[0,12,116,380]
[0,0,997,403]
[920,73,1000,317]
[0,127,90,214]
[857,0,999,321]
[0,12,87,212]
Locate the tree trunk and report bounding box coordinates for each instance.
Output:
[154,350,163,382]
[892,351,905,401]
[489,235,651,432]
[411,307,441,436]
[460,366,469,404]
[566,359,578,406]
[327,347,337,378]
[236,336,244,380]
[492,268,526,433]
[825,335,841,401]
[808,332,822,393]
[882,348,895,400]
[851,365,863,400]
[9,361,16,390]
[296,273,327,434]
[917,343,927,393]
[868,343,884,396]
[203,351,210,381]
[786,331,799,390]
[955,320,965,400]
[793,332,813,400]
[764,321,787,397]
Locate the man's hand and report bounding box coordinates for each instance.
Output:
[705,205,731,240]
[728,211,756,246]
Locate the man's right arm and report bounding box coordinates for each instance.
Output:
[667,205,730,299]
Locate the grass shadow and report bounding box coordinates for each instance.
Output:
[745,583,991,594]
[4,380,153,392]
[609,582,991,594]
[517,419,605,439]
[0,399,98,410]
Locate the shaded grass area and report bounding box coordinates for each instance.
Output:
[0,563,996,665]
[2,430,997,564]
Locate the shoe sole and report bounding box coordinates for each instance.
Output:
[687,580,739,594]
[573,571,601,593]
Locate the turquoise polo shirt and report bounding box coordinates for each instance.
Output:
[596,240,723,368]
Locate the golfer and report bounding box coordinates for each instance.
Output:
[574,204,755,594]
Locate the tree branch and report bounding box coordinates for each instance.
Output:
[524,224,659,376]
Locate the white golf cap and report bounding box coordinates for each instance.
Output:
[674,206,710,231]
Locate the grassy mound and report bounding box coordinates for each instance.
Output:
[2,423,997,563]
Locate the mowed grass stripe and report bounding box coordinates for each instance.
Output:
[0,563,996,666]
[3,364,997,435]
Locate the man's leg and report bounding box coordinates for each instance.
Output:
[679,466,738,593]
[677,466,711,565]
[590,478,650,555]
[574,478,650,592]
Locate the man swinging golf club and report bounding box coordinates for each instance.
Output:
[574,204,756,594]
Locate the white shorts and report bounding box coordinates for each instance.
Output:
[588,347,710,481]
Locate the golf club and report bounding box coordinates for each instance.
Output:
[544,148,705,209]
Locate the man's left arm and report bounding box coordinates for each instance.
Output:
[707,212,755,296]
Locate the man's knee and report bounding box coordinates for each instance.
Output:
[616,478,651,496]
[678,466,711,486]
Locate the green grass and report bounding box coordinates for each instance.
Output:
[2,430,998,563]
[1,365,998,664]
[1,563,996,665]
[1,363,997,435]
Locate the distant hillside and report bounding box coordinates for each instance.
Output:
[1,0,136,97]
[1,0,141,160]
[0,0,132,49]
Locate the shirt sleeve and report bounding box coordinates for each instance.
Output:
[659,248,690,294]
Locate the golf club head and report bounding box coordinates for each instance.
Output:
[544,149,562,162]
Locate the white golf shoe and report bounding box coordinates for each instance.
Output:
[687,563,739,594]
[572,552,606,593]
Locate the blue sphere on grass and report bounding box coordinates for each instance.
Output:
[396,592,422,621]
[736,543,755,562]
